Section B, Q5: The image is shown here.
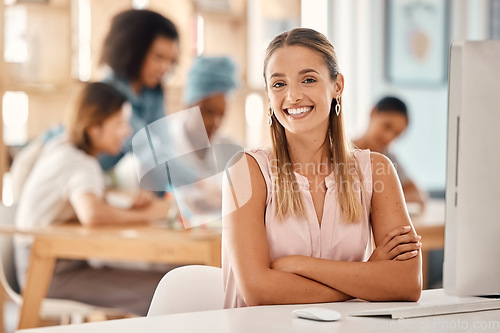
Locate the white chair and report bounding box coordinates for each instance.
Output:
[0,204,122,332]
[147,265,224,316]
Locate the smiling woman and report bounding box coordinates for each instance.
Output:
[222,28,422,308]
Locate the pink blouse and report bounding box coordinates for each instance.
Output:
[222,148,373,308]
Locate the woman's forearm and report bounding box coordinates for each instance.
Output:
[88,203,149,225]
[74,193,168,226]
[275,256,422,302]
[241,268,352,306]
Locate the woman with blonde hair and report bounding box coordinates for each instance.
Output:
[222,28,422,308]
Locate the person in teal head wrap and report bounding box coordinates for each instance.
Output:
[169,56,239,225]
[184,56,238,141]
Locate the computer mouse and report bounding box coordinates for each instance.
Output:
[292,307,342,321]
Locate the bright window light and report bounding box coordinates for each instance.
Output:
[197,15,205,56]
[71,0,91,81]
[2,91,29,146]
[245,93,263,127]
[245,93,264,147]
[2,173,14,207]
[4,6,28,63]
[301,0,328,37]
[132,0,149,9]
[78,0,91,81]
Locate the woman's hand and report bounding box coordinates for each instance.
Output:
[369,225,421,262]
[132,190,155,209]
[145,197,172,220]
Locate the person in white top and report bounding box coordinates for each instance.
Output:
[15,82,170,315]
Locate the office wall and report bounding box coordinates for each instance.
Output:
[330,0,490,192]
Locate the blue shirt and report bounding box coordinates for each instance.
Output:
[99,74,167,171]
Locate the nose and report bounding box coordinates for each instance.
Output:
[286,82,303,103]
[381,132,396,146]
[161,60,175,76]
[125,123,132,138]
[213,115,223,131]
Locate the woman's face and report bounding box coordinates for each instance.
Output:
[265,45,342,135]
[139,36,179,88]
[89,103,132,156]
[197,93,227,140]
[367,111,408,152]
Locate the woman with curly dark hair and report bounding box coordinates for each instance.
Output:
[99,9,179,170]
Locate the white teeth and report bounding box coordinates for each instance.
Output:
[287,106,312,115]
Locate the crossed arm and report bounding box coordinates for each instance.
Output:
[223,152,422,306]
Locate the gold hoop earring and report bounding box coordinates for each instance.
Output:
[335,95,341,116]
[268,105,274,126]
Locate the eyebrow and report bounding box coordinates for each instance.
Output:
[270,68,320,79]
[270,72,285,79]
[299,68,320,75]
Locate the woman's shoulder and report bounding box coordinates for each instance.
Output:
[352,148,372,170]
[245,147,272,155]
[364,151,399,184]
[367,150,394,168]
[244,148,272,171]
[352,149,392,167]
[226,148,272,188]
[42,137,99,169]
[352,148,370,158]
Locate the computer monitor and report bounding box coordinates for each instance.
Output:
[443,40,500,296]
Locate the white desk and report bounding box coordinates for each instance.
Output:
[16,289,500,333]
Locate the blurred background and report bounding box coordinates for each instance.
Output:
[0,0,499,204]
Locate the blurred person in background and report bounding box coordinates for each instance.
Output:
[168,56,238,224]
[15,83,170,316]
[21,9,180,200]
[353,96,427,210]
[99,9,180,171]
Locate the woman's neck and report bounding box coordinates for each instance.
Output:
[131,80,142,95]
[88,147,99,158]
[286,131,332,176]
[184,121,211,160]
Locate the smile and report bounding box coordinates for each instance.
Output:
[284,106,314,118]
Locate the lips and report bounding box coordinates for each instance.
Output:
[284,106,314,119]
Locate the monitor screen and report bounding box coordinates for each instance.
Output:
[443,40,500,296]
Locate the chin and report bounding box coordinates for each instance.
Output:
[105,147,122,156]
[148,79,162,88]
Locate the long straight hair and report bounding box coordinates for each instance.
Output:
[263,28,363,223]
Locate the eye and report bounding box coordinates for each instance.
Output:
[303,78,316,84]
[272,81,286,88]
[203,108,215,116]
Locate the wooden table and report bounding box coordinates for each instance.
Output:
[410,199,445,289]
[0,222,221,330]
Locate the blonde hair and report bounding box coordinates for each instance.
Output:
[263,28,363,223]
[66,82,126,154]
